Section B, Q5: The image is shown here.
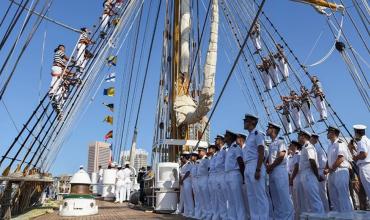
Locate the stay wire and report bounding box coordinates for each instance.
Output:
[194,0,267,149]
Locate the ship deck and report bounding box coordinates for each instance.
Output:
[33,200,188,220]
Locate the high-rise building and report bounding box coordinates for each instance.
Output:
[122,148,148,172]
[87,141,111,174]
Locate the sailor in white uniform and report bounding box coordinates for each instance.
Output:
[351,124,370,198]
[243,114,269,220]
[274,43,289,79]
[251,22,262,54]
[325,126,353,212]
[289,140,304,220]
[268,55,280,86]
[310,133,329,212]
[298,130,325,213]
[190,151,201,219]
[179,151,194,218]
[115,165,124,203]
[208,143,218,220]
[197,146,212,220]
[98,165,103,196]
[300,86,315,128]
[237,133,250,219]
[224,130,246,220]
[276,97,293,134]
[288,91,302,131]
[122,163,132,202]
[258,57,273,91]
[310,76,327,121]
[266,122,293,219]
[214,135,228,220]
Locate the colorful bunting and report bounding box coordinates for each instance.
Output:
[105,72,116,82]
[103,87,115,96]
[106,55,117,66]
[104,130,113,141]
[103,103,114,112]
[103,116,113,125]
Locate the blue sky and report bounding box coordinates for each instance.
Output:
[0,0,368,176]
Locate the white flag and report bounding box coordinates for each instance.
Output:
[105,72,116,82]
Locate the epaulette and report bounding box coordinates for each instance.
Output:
[255,130,258,135]
[338,139,343,143]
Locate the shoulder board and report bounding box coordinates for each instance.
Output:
[204,156,208,159]
[255,130,258,135]
[338,139,343,143]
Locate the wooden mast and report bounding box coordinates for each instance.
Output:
[170,0,189,162]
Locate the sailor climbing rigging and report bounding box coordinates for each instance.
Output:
[76,28,94,72]
[310,76,327,121]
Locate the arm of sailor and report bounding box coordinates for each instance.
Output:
[237,156,245,183]
[255,132,265,180]
[309,159,323,181]
[269,151,286,171]
[353,139,368,161]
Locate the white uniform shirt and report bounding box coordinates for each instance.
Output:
[116,170,125,182]
[209,153,217,173]
[268,138,287,166]
[225,142,243,172]
[215,145,227,173]
[356,135,370,165]
[122,168,132,182]
[299,141,318,173]
[314,144,327,170]
[190,161,199,177]
[327,138,350,169]
[98,168,104,181]
[197,155,210,176]
[243,128,265,162]
[287,154,294,174]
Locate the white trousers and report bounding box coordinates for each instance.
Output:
[225,170,245,220]
[278,59,289,78]
[292,174,304,220]
[198,175,212,220]
[183,178,194,217]
[122,181,132,202]
[315,96,327,120]
[328,168,353,212]
[301,171,325,213]
[318,170,329,212]
[301,101,315,127]
[359,163,370,198]
[192,177,202,219]
[50,76,62,97]
[291,107,302,131]
[253,35,262,51]
[101,14,110,32]
[245,162,269,220]
[76,43,86,67]
[282,114,293,134]
[115,180,124,203]
[178,184,184,213]
[208,173,217,220]
[269,66,280,86]
[269,166,294,220]
[261,72,272,91]
[215,172,228,220]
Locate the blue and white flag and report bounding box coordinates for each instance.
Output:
[105,72,116,82]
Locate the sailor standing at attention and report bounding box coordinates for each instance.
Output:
[297,130,325,213]
[179,151,194,218]
[237,133,250,219]
[266,122,293,219]
[289,140,303,220]
[197,146,212,220]
[243,114,269,220]
[207,143,219,220]
[214,135,228,220]
[224,130,246,220]
[325,126,353,212]
[190,151,201,219]
[310,133,329,212]
[350,124,370,198]
[115,165,124,203]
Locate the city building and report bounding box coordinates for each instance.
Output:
[87,141,111,174]
[122,148,148,172]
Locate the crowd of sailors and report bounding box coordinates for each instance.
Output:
[177,114,369,220]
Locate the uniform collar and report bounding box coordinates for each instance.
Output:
[249,128,257,134]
